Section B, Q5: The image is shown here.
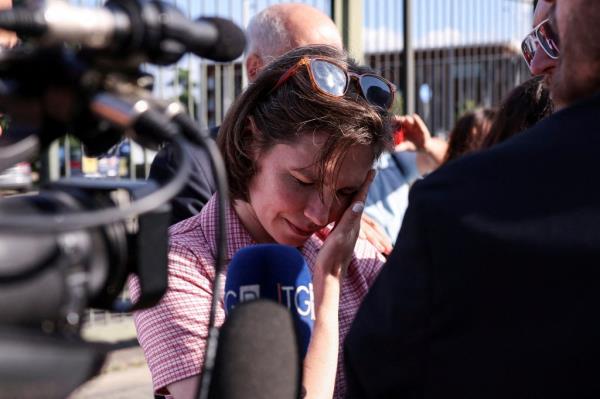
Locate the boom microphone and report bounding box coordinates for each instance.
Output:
[0,0,246,64]
[224,244,314,358]
[208,300,302,399]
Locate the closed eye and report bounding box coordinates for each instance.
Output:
[293,175,314,187]
[337,188,358,197]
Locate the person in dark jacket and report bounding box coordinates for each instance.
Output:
[345,1,600,397]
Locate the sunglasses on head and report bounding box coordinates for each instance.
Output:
[521,17,560,70]
[271,57,396,110]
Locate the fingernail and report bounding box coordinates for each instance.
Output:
[352,201,365,213]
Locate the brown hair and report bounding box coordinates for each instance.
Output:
[480,76,553,149]
[218,45,392,201]
[443,107,496,164]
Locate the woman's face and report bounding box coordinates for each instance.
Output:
[237,132,373,247]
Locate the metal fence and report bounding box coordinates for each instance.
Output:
[365,0,533,136]
[53,0,533,181]
[156,0,533,136]
[165,0,533,136]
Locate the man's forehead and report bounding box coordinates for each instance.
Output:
[288,21,343,50]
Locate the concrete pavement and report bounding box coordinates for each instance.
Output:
[69,346,153,399]
[68,317,154,399]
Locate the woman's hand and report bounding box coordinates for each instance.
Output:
[303,169,375,399]
[314,169,376,279]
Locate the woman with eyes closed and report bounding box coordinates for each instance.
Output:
[130,45,394,399]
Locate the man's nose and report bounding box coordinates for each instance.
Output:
[529,47,557,77]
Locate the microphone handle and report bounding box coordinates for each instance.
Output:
[0,4,129,48]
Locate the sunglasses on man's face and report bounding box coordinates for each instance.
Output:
[521,18,560,70]
[272,57,396,110]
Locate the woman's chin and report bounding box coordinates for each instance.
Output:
[272,231,310,248]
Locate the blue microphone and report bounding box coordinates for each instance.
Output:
[224,244,314,358]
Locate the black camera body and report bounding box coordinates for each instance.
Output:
[0,0,240,395]
[0,178,170,398]
[0,178,169,332]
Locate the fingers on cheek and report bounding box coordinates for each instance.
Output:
[331,203,346,223]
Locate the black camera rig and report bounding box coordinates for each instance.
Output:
[0,0,240,397]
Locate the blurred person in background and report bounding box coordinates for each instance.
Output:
[0,0,32,195]
[243,3,342,82]
[478,1,556,152]
[442,107,496,164]
[0,0,16,138]
[481,76,553,149]
[523,0,558,86]
[0,0,16,51]
[346,0,600,397]
[364,113,447,246]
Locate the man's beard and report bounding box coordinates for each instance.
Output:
[552,55,600,109]
[542,73,553,90]
[551,7,600,109]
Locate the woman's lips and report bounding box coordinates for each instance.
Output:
[285,219,314,237]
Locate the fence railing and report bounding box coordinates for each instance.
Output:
[55,0,534,182]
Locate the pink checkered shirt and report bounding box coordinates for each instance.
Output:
[130,194,384,398]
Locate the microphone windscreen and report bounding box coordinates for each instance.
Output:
[208,300,301,399]
[225,244,314,358]
[195,17,246,62]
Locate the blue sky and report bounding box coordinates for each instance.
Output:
[364,0,533,51]
[169,0,533,51]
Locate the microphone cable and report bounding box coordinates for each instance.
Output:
[170,111,229,399]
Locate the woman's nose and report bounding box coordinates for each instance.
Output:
[304,191,332,228]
